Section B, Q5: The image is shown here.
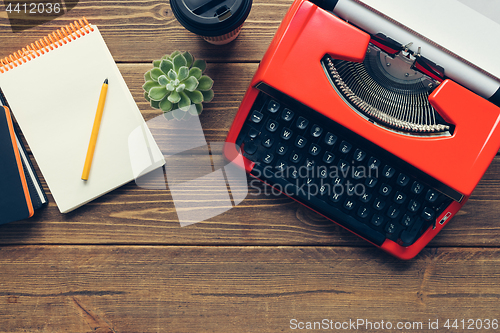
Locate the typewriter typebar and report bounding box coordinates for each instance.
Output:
[225,0,500,259]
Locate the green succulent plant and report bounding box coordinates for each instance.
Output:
[143,51,214,120]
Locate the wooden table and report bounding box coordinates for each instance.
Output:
[1,1,500,332]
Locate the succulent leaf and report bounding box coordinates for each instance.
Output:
[160,60,174,76]
[188,67,202,80]
[183,76,199,92]
[158,75,169,86]
[198,76,214,91]
[143,80,161,92]
[168,50,181,61]
[201,89,214,102]
[149,86,168,101]
[193,103,203,115]
[166,83,176,91]
[193,59,206,72]
[176,83,186,92]
[167,69,177,81]
[144,91,151,102]
[144,71,152,82]
[150,68,164,81]
[173,54,187,72]
[185,90,204,104]
[153,60,161,68]
[150,99,161,109]
[159,97,173,112]
[178,66,189,81]
[168,90,181,104]
[178,91,191,111]
[182,51,193,68]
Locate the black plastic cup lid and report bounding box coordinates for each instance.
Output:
[170,0,253,37]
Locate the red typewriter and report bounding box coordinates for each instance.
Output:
[225,0,500,259]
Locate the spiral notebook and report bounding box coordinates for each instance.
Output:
[0,19,165,213]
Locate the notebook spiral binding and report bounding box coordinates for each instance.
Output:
[0,17,93,74]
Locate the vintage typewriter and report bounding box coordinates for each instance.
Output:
[225,0,500,259]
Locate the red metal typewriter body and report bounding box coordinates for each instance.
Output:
[225,0,500,259]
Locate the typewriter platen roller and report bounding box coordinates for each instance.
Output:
[225,0,500,259]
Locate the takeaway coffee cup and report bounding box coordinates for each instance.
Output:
[170,0,253,45]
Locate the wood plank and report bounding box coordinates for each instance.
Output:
[0,246,499,332]
[0,0,293,63]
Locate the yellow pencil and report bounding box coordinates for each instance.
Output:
[82,78,108,181]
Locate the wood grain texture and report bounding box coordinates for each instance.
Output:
[0,0,293,63]
[1,246,500,333]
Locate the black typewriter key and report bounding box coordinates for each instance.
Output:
[323,152,335,164]
[352,167,364,180]
[379,183,392,196]
[243,140,257,155]
[318,166,328,179]
[332,176,344,186]
[393,191,406,205]
[290,167,299,179]
[262,136,274,148]
[353,149,366,162]
[308,143,321,156]
[373,197,386,211]
[324,132,337,146]
[421,207,435,221]
[387,205,400,219]
[318,183,329,196]
[385,222,397,234]
[337,159,350,173]
[411,181,424,195]
[343,198,356,211]
[371,214,384,226]
[382,165,396,178]
[396,173,410,187]
[310,124,323,137]
[281,108,294,121]
[276,143,288,156]
[267,100,280,113]
[339,140,352,154]
[263,153,274,164]
[296,116,309,130]
[251,110,264,123]
[295,135,307,148]
[401,214,415,227]
[400,218,425,245]
[358,207,370,219]
[408,199,421,213]
[248,127,259,138]
[365,177,378,188]
[304,158,315,171]
[266,119,279,132]
[331,191,344,203]
[275,160,287,172]
[425,189,438,203]
[281,127,293,140]
[368,157,381,170]
[289,151,302,163]
[360,192,372,203]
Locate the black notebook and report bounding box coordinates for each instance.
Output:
[0,92,47,225]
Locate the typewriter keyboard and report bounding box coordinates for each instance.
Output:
[236,91,454,246]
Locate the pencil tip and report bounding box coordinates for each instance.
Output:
[104,78,108,84]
